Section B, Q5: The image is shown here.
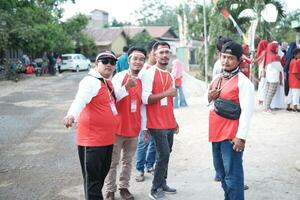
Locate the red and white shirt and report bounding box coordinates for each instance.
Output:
[112,70,143,137]
[141,66,176,129]
[67,69,118,146]
[289,59,300,89]
[208,72,254,142]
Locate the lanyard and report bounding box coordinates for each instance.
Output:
[88,74,116,101]
[103,78,114,101]
[158,69,169,91]
[217,74,238,91]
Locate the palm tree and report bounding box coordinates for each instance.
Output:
[214,0,285,41]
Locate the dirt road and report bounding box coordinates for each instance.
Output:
[0,73,299,200]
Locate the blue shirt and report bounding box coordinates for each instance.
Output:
[116,54,129,73]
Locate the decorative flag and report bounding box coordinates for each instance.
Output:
[221,8,247,41]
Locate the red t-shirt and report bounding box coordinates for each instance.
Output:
[209,75,240,142]
[146,69,176,129]
[289,59,300,89]
[116,74,142,137]
[77,81,118,146]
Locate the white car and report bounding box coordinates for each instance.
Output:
[60,54,91,72]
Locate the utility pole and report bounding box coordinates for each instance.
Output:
[203,0,208,87]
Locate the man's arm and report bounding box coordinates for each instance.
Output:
[148,87,177,104]
[64,77,99,127]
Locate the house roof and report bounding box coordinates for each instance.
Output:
[121,26,178,39]
[145,26,177,38]
[84,26,178,47]
[122,27,145,38]
[85,28,125,46]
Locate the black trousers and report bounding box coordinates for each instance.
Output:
[148,129,174,192]
[78,145,113,200]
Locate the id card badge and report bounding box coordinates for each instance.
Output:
[110,101,118,116]
[131,99,137,112]
[160,97,168,106]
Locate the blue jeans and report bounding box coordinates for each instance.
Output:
[212,140,244,200]
[174,86,187,108]
[135,130,156,173]
[149,129,174,192]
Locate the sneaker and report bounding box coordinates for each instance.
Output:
[244,184,249,190]
[214,174,221,182]
[135,171,145,182]
[263,109,274,114]
[119,188,134,200]
[105,192,115,200]
[147,167,155,175]
[149,188,167,200]
[162,185,177,194]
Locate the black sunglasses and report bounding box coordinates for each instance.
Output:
[99,59,116,65]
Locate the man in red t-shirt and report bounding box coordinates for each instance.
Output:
[64,51,118,200]
[208,41,254,200]
[287,48,300,112]
[141,41,179,200]
[104,47,146,200]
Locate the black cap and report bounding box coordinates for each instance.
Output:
[217,36,232,51]
[221,41,243,59]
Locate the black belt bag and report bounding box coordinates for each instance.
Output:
[214,98,241,119]
[213,75,241,120]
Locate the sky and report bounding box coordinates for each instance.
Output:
[60,0,300,23]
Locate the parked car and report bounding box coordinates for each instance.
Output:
[60,54,91,72]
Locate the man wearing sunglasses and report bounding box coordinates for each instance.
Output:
[104,46,147,200]
[64,50,118,200]
[141,41,179,200]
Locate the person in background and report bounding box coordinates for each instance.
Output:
[270,41,286,110]
[283,42,298,96]
[116,46,129,73]
[286,48,300,112]
[64,51,118,200]
[240,44,251,78]
[48,52,56,75]
[264,42,283,113]
[256,40,269,105]
[135,40,157,182]
[171,58,188,108]
[56,55,62,74]
[41,52,49,75]
[212,36,232,79]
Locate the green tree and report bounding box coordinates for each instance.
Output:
[272,9,300,42]
[62,14,97,56]
[109,18,132,27]
[0,0,100,81]
[134,0,178,32]
[0,0,97,59]
[128,32,153,49]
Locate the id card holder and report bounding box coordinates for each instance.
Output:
[131,99,137,112]
[160,97,168,106]
[110,101,118,116]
